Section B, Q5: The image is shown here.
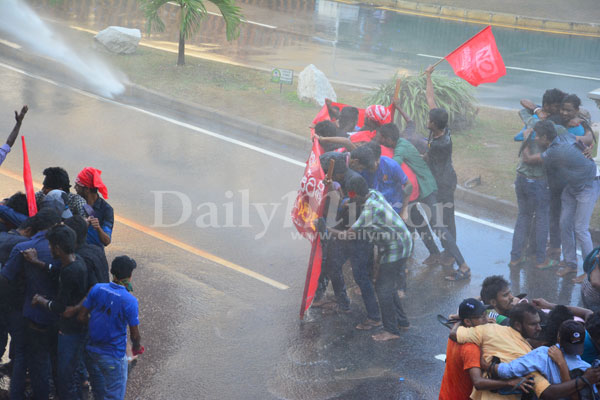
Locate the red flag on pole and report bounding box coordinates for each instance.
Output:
[445,26,506,86]
[21,136,37,216]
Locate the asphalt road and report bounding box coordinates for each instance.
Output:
[0,55,586,399]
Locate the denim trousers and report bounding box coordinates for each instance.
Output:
[560,180,600,268]
[8,311,26,400]
[86,350,128,400]
[375,258,409,335]
[510,174,550,264]
[57,331,87,400]
[25,321,56,400]
[549,186,563,249]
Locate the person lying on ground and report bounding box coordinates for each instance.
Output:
[484,320,596,399]
[317,177,412,341]
[35,167,88,218]
[439,298,535,400]
[450,302,600,399]
[0,105,27,167]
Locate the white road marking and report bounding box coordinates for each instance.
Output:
[417,53,600,81]
[0,39,21,49]
[435,354,446,362]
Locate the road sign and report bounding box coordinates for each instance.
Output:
[271,68,294,85]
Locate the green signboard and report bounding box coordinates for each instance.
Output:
[271,68,294,85]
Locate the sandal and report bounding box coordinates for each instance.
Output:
[445,268,471,281]
[356,319,382,330]
[508,255,527,268]
[536,259,558,270]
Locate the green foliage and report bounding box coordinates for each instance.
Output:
[139,0,243,64]
[366,72,478,133]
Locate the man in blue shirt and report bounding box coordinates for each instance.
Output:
[79,255,143,400]
[0,208,61,400]
[488,321,594,393]
[74,167,114,248]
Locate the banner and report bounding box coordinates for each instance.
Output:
[21,136,37,216]
[445,26,506,86]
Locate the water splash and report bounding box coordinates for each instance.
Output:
[0,0,125,98]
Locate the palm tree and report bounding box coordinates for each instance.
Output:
[140,0,242,66]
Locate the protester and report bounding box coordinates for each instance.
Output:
[510,122,552,270]
[29,225,89,400]
[0,106,27,167]
[480,275,515,325]
[533,121,600,277]
[0,192,29,232]
[75,167,114,248]
[64,215,110,284]
[0,208,61,399]
[79,255,143,400]
[36,166,88,218]
[318,177,413,341]
[560,94,595,144]
[515,88,565,141]
[439,298,534,399]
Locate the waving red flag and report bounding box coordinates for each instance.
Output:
[445,26,506,86]
[21,136,37,216]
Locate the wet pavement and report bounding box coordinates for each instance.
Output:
[0,50,589,399]
[27,0,600,121]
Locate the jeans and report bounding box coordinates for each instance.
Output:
[375,258,409,335]
[549,186,563,250]
[86,350,128,400]
[25,321,56,400]
[408,203,440,256]
[322,238,351,309]
[8,311,26,400]
[560,180,600,268]
[511,175,550,264]
[348,239,380,321]
[410,191,466,266]
[437,188,457,242]
[57,332,87,400]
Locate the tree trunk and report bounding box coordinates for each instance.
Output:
[177,32,185,66]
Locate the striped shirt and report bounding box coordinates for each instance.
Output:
[351,190,413,263]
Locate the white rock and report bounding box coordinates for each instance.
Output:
[297,64,336,106]
[95,26,141,54]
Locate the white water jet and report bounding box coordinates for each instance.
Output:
[0,0,126,98]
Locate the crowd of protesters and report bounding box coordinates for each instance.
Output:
[0,107,143,399]
[307,62,600,397]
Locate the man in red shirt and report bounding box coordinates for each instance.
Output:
[439,299,533,399]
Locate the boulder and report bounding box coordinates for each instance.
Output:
[297,64,336,106]
[95,26,141,54]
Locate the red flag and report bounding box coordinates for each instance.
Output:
[445,26,506,86]
[21,136,37,216]
[292,137,328,319]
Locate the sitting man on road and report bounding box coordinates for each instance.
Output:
[439,298,534,400]
[480,275,516,325]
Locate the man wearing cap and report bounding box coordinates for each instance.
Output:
[440,298,534,400]
[318,177,413,341]
[450,303,600,399]
[486,321,591,385]
[74,167,113,248]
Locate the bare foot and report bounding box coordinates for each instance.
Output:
[422,254,441,266]
[372,331,401,341]
[397,290,406,299]
[573,273,586,284]
[356,319,382,330]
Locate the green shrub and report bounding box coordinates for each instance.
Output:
[366,72,478,134]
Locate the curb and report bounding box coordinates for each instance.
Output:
[362,0,600,37]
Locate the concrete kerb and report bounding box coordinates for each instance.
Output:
[364,0,600,36]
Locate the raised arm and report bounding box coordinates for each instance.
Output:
[6,106,28,148]
[532,298,594,321]
[392,98,413,123]
[425,65,437,110]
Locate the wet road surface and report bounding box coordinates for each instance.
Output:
[0,54,588,399]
